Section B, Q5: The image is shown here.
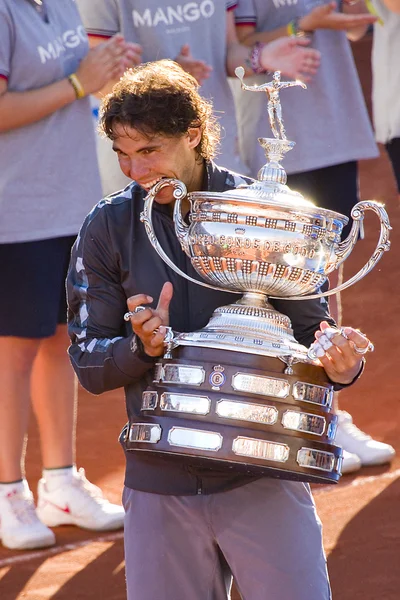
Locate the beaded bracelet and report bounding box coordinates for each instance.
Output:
[248,42,267,75]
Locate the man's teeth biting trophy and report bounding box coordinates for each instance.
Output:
[128,67,391,484]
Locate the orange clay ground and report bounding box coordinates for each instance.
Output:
[0,35,399,600]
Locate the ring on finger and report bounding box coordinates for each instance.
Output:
[353,340,374,355]
[124,305,146,321]
[339,327,349,340]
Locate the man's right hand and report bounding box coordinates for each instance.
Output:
[126,282,173,357]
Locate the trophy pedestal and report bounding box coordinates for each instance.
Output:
[173,293,313,373]
[126,346,343,484]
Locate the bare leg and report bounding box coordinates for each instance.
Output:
[0,337,39,481]
[31,325,76,469]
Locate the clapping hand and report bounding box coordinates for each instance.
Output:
[174,44,213,85]
[261,37,321,82]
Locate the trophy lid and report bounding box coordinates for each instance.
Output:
[188,69,348,227]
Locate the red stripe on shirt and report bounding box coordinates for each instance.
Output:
[88,33,112,39]
[0,74,8,81]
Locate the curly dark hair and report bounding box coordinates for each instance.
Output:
[99,59,220,161]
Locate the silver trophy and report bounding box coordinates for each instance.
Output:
[126,69,391,483]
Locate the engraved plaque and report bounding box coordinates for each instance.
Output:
[232,437,289,462]
[296,448,335,472]
[160,393,211,415]
[128,424,161,444]
[162,364,205,386]
[292,382,333,407]
[153,363,163,383]
[142,391,158,411]
[168,427,222,451]
[216,399,278,425]
[281,410,326,436]
[232,373,290,398]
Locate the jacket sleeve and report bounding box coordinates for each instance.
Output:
[67,205,155,395]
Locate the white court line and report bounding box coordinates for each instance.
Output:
[1,468,399,568]
[0,531,123,568]
[313,467,400,495]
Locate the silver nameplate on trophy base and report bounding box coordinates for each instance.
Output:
[142,391,158,410]
[281,410,326,436]
[232,437,289,462]
[168,427,223,451]
[128,423,162,444]
[296,448,335,472]
[160,364,205,386]
[292,382,333,408]
[160,393,211,415]
[232,373,290,398]
[216,399,278,424]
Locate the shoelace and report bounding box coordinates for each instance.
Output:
[8,492,40,525]
[340,419,372,442]
[72,468,108,505]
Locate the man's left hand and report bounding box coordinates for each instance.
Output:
[309,320,374,384]
[260,37,320,82]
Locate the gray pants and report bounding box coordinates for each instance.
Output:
[122,478,331,600]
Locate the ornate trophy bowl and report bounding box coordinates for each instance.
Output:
[125,70,391,484]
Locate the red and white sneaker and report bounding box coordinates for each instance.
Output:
[37,467,124,531]
[0,480,55,550]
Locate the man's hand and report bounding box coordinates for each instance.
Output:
[309,321,373,384]
[125,282,173,357]
[299,1,377,31]
[174,44,213,85]
[260,37,320,82]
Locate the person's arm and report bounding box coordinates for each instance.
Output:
[235,2,377,47]
[0,35,132,133]
[379,0,400,11]
[225,10,320,81]
[67,207,156,395]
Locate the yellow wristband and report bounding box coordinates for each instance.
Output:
[365,0,384,25]
[286,18,307,37]
[68,73,85,99]
[287,20,296,36]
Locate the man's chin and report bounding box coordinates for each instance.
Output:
[153,188,175,204]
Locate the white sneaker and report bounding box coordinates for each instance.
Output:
[0,480,56,550]
[37,467,124,531]
[340,450,362,475]
[336,411,396,467]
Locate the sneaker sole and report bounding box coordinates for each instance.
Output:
[1,533,56,550]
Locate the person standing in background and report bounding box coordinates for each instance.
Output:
[76,0,321,195]
[371,0,400,194]
[0,0,137,550]
[231,0,395,473]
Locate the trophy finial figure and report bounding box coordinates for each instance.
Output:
[234,67,306,140]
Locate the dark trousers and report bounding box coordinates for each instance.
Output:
[386,138,400,191]
[123,478,331,600]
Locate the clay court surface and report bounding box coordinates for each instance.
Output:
[1,37,399,599]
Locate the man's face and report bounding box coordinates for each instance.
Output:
[111,124,203,204]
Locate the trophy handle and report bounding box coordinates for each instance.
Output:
[140,178,238,293]
[272,201,391,301]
